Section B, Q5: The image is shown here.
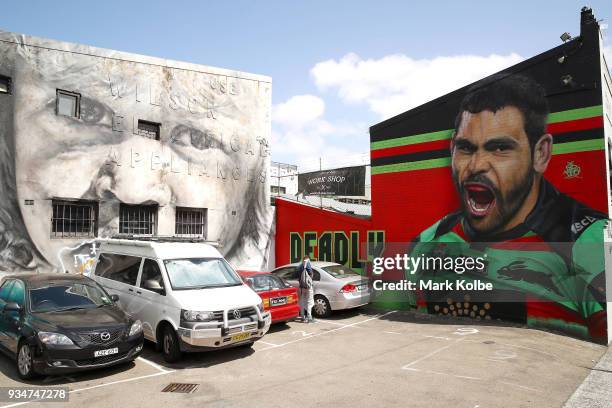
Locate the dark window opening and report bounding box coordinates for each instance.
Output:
[0,75,11,94]
[51,200,98,238]
[56,89,81,118]
[119,204,157,235]
[175,207,207,237]
[137,120,161,140]
[271,185,286,194]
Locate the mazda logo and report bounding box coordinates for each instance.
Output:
[100,332,111,341]
[232,309,241,319]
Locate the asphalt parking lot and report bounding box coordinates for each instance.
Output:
[0,309,606,408]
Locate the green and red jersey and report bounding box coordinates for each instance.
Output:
[409,178,607,343]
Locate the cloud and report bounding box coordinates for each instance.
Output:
[271,94,368,170]
[311,52,524,119]
[272,94,325,128]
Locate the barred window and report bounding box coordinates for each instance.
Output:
[119,204,157,235]
[175,207,207,237]
[51,200,98,238]
[137,120,161,140]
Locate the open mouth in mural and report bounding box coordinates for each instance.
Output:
[464,182,496,218]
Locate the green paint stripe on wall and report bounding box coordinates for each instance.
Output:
[370,105,603,151]
[547,105,603,124]
[371,157,451,175]
[372,139,603,175]
[552,138,604,155]
[370,129,453,150]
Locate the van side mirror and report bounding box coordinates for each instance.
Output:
[110,294,119,303]
[3,302,22,313]
[144,280,165,295]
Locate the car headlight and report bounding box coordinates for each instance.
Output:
[129,320,143,336]
[38,332,74,345]
[181,309,216,322]
[256,302,264,313]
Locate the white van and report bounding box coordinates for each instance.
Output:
[90,238,271,362]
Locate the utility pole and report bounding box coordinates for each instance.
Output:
[319,157,323,209]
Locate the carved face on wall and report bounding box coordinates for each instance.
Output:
[1,39,272,272]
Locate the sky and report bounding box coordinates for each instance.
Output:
[1,0,612,172]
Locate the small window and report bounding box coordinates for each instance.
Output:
[140,259,165,292]
[56,89,80,118]
[119,204,157,235]
[0,75,11,94]
[175,207,207,237]
[137,120,161,140]
[51,200,98,238]
[271,186,286,194]
[95,253,141,286]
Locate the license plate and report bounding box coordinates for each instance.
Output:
[231,332,251,342]
[94,347,118,357]
[270,296,287,306]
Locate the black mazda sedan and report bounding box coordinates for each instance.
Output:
[0,273,144,379]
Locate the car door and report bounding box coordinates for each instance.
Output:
[311,267,335,300]
[0,280,15,351]
[93,253,143,313]
[131,258,167,341]
[2,279,25,354]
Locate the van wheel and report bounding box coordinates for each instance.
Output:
[313,295,331,318]
[161,326,182,363]
[17,342,36,380]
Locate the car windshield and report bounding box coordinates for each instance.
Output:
[29,282,113,313]
[164,258,243,290]
[322,265,360,278]
[245,274,289,292]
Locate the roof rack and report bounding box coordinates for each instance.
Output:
[95,235,221,247]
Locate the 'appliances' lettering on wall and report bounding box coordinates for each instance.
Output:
[290,231,385,270]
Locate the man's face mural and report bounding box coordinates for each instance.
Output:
[451,107,538,235]
[3,40,272,271]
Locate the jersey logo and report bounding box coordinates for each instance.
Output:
[497,261,562,296]
[571,215,598,235]
[563,161,581,179]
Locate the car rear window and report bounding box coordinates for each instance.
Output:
[322,265,360,278]
[245,275,289,292]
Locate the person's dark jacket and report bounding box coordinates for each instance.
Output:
[297,261,313,289]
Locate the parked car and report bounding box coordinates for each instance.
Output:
[91,239,272,362]
[271,262,370,318]
[239,271,299,324]
[0,273,144,379]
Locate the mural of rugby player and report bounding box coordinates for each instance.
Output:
[410,74,608,343]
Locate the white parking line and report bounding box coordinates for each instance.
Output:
[315,319,362,327]
[137,356,172,373]
[0,370,175,408]
[258,311,397,351]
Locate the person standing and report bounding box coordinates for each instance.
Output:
[297,256,315,323]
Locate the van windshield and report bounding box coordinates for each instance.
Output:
[164,258,243,290]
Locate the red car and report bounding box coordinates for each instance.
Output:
[239,271,299,324]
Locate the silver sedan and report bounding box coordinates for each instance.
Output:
[271,262,370,318]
